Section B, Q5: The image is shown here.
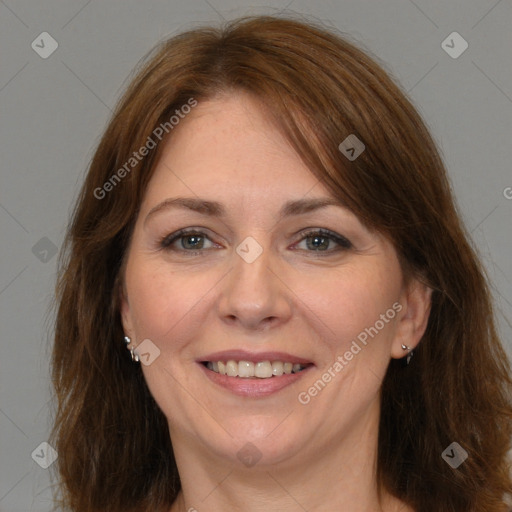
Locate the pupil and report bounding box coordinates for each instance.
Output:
[183,235,203,249]
[309,236,328,250]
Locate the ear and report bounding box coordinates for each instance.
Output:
[391,278,432,359]
[118,279,136,340]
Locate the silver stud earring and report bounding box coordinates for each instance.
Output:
[401,344,413,365]
[124,335,140,363]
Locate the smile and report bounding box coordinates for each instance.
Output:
[203,360,309,379]
[198,350,314,397]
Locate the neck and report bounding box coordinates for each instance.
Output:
[168,400,411,512]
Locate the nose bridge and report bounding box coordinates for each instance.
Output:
[217,236,292,329]
[235,243,271,293]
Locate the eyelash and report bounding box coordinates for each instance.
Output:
[159,228,352,256]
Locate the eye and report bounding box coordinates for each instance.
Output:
[293,229,352,253]
[160,229,217,253]
[159,228,352,256]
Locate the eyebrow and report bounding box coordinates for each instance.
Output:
[144,196,346,225]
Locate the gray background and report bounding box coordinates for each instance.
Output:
[1,0,511,510]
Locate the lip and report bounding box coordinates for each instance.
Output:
[197,350,315,398]
[199,363,313,397]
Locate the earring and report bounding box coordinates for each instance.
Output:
[401,344,414,366]
[124,335,140,363]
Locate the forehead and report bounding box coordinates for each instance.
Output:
[141,92,327,208]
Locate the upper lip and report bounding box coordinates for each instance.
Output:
[199,350,313,365]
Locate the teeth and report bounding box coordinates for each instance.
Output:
[272,361,284,376]
[254,361,272,378]
[226,360,238,377]
[238,361,254,378]
[206,359,307,378]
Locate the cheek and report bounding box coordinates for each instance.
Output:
[125,256,215,343]
[299,263,401,355]
[126,257,189,340]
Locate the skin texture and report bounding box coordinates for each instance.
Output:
[120,91,431,512]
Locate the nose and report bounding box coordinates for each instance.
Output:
[216,242,293,332]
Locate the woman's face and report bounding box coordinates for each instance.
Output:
[121,91,428,470]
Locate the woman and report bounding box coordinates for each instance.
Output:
[50,14,512,512]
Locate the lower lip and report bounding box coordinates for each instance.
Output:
[199,363,313,398]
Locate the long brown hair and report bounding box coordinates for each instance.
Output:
[50,14,512,512]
